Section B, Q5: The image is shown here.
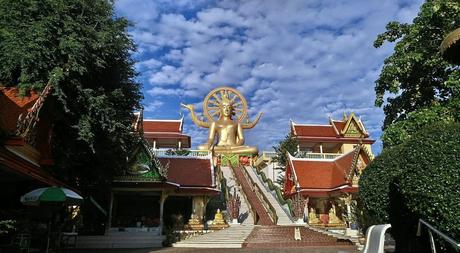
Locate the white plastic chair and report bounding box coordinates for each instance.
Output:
[362,224,392,253]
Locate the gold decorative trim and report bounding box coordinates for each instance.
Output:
[441,27,460,54]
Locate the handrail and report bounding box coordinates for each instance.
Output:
[239,166,278,224]
[226,165,255,223]
[417,219,460,252]
[255,168,293,215]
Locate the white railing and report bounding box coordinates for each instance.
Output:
[151,149,209,157]
[262,151,277,158]
[417,219,460,252]
[296,152,342,159]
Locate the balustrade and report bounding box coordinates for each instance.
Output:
[151,149,210,157]
[239,166,278,225]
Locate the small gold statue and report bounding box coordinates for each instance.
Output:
[182,87,262,155]
[185,210,204,230]
[212,209,226,225]
[308,208,320,225]
[328,204,345,226]
[209,208,229,230]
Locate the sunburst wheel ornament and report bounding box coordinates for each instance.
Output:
[203,86,248,122]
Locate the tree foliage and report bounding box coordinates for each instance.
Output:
[374,0,460,129]
[272,133,298,185]
[359,122,460,252]
[381,104,456,148]
[0,0,142,186]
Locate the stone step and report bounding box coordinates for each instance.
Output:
[245,166,294,225]
[231,166,275,225]
[173,225,254,248]
[243,226,355,249]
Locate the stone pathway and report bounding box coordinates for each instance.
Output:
[243,226,355,249]
[69,247,358,253]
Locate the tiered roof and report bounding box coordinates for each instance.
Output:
[142,117,191,148]
[284,146,371,197]
[0,87,40,133]
[0,86,64,186]
[291,112,374,144]
[113,152,218,195]
[159,156,217,194]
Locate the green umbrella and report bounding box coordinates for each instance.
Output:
[20,187,83,253]
[20,187,83,206]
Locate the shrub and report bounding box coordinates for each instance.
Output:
[359,122,460,252]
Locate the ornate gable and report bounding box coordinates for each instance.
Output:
[341,112,366,138]
[345,145,371,186]
[114,141,167,182]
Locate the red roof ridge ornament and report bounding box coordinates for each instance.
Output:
[16,83,53,146]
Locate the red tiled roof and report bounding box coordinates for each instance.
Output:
[0,146,65,186]
[332,121,346,132]
[144,133,190,139]
[0,87,39,133]
[293,125,337,138]
[290,150,356,190]
[143,120,182,133]
[291,116,372,140]
[159,157,214,188]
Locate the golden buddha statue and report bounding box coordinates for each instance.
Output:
[308,208,320,225]
[209,208,229,230]
[181,87,262,155]
[185,210,204,230]
[328,204,345,226]
[212,209,226,225]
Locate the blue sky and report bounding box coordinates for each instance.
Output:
[114,0,424,153]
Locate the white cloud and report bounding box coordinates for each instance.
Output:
[115,0,424,153]
[143,100,164,113]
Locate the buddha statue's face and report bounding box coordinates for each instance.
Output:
[221,102,233,118]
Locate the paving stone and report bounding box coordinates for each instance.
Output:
[243,226,355,249]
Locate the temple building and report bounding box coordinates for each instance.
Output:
[284,113,374,228]
[0,85,60,186]
[75,113,221,248]
[137,114,191,150]
[0,85,67,215]
[290,112,374,155]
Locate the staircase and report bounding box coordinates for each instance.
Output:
[243,226,355,248]
[245,166,294,225]
[221,166,254,225]
[172,224,254,248]
[231,165,275,225]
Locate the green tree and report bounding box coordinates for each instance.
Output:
[374,0,460,130]
[272,133,298,186]
[0,0,142,186]
[381,104,455,148]
[359,122,460,252]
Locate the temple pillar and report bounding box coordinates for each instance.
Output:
[319,144,323,153]
[185,196,206,230]
[192,196,206,221]
[178,141,182,150]
[153,140,157,149]
[159,190,170,235]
